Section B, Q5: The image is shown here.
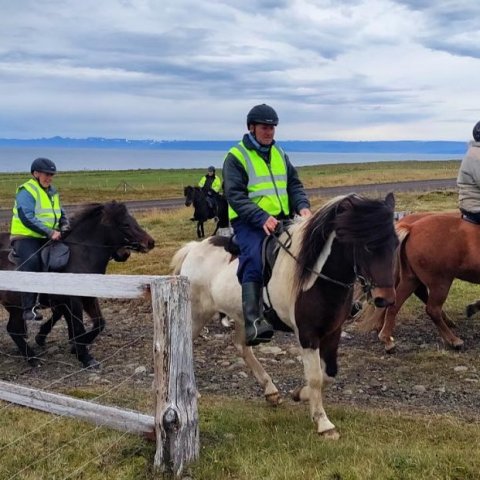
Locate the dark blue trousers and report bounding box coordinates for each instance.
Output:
[12,237,48,311]
[232,219,266,284]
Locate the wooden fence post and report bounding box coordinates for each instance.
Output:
[151,276,199,477]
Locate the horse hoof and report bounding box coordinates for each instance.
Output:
[82,358,101,370]
[28,357,42,368]
[35,334,47,347]
[451,340,464,351]
[265,392,282,406]
[319,428,340,441]
[466,304,477,318]
[385,344,396,354]
[291,386,307,402]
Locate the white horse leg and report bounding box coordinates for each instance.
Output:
[293,358,334,402]
[233,321,281,405]
[301,348,338,439]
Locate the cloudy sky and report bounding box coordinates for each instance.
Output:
[0,0,478,141]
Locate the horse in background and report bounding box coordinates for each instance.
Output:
[358,212,479,353]
[172,193,398,438]
[0,201,155,368]
[183,186,229,238]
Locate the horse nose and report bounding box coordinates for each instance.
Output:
[147,238,155,250]
[372,287,396,308]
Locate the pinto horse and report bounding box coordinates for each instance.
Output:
[172,193,398,438]
[0,201,154,368]
[362,212,479,353]
[183,186,229,238]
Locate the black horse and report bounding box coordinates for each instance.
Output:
[0,201,155,368]
[184,185,229,238]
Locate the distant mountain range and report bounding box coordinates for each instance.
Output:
[0,136,467,154]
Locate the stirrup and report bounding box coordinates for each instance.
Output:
[245,319,274,346]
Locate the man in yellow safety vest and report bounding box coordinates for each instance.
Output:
[222,104,311,346]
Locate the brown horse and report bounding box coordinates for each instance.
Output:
[363,212,478,352]
[172,193,398,438]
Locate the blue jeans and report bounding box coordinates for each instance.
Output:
[232,219,266,284]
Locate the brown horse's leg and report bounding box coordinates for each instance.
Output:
[425,284,464,349]
[379,275,419,353]
[414,282,456,328]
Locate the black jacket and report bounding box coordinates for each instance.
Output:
[222,134,310,229]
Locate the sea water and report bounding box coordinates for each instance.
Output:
[0,146,461,173]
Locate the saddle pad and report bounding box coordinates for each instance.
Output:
[41,242,71,272]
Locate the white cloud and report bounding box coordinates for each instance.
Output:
[0,0,478,140]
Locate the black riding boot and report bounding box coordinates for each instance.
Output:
[21,292,43,322]
[242,282,274,346]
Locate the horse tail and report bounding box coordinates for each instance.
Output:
[354,301,387,332]
[395,222,411,243]
[170,241,197,274]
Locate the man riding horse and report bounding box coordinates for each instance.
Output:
[222,103,311,346]
[10,158,69,322]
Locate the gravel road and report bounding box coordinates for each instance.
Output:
[0,178,457,224]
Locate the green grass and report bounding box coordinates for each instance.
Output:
[0,160,460,205]
[1,396,479,479]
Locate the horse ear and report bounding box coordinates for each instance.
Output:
[385,192,395,210]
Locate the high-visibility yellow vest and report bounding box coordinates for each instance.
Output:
[227,142,289,221]
[199,175,222,193]
[10,179,61,238]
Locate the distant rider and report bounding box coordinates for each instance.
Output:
[198,165,222,213]
[457,121,480,223]
[10,158,69,321]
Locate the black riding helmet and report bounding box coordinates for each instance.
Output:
[207,165,215,173]
[31,157,57,174]
[246,104,279,127]
[473,121,480,142]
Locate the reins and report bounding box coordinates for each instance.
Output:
[270,225,355,290]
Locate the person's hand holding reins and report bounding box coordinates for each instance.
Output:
[263,215,279,235]
[50,230,62,241]
[299,208,312,218]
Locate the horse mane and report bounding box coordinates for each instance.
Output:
[69,201,126,230]
[294,193,395,290]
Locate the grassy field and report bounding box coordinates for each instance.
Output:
[0,160,459,205]
[1,161,477,480]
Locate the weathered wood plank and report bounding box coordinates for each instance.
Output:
[0,380,155,437]
[152,276,199,477]
[0,271,177,298]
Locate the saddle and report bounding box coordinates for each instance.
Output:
[41,242,70,272]
[217,221,294,333]
[9,241,71,272]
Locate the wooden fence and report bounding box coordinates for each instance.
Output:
[0,271,199,477]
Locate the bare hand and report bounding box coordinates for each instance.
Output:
[50,230,62,241]
[299,208,312,218]
[263,216,279,235]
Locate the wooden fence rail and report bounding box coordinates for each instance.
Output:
[0,271,198,477]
